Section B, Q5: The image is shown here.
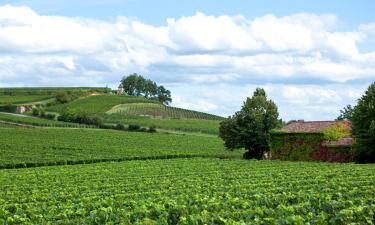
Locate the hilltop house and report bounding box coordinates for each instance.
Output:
[117,84,124,94]
[270,120,353,162]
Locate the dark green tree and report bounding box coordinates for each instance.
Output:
[121,74,172,105]
[337,105,354,121]
[156,85,172,105]
[219,88,280,159]
[351,82,375,163]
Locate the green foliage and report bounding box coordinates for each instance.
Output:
[270,132,324,160]
[55,91,71,103]
[0,159,374,224]
[219,88,280,159]
[337,104,354,121]
[323,123,351,141]
[121,74,172,105]
[0,127,242,168]
[58,109,104,126]
[352,82,375,163]
[107,103,223,120]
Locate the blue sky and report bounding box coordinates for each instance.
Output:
[0,1,374,120]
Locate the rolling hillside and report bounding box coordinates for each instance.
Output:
[0,88,224,134]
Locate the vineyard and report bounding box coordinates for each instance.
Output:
[0,127,242,168]
[0,113,94,128]
[0,95,52,105]
[106,115,221,134]
[0,159,374,224]
[0,87,109,96]
[107,103,223,120]
[47,95,157,113]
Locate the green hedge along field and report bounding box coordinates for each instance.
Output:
[0,158,374,224]
[0,127,242,168]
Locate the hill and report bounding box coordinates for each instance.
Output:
[107,102,223,120]
[46,94,223,134]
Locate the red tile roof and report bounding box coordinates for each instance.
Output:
[281,120,351,133]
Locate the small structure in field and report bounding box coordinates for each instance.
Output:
[270,120,353,162]
[15,106,27,114]
[117,84,124,94]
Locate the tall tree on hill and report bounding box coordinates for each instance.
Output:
[219,88,280,159]
[351,82,375,163]
[121,74,172,105]
[337,105,354,121]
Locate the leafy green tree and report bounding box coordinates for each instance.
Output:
[219,88,280,159]
[352,82,375,163]
[121,74,172,105]
[156,85,172,105]
[337,105,354,121]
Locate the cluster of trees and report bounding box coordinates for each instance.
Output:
[219,82,375,163]
[121,74,172,105]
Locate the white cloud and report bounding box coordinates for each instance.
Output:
[0,5,374,119]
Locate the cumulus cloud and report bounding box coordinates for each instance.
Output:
[0,5,374,119]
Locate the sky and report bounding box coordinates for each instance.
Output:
[0,0,374,120]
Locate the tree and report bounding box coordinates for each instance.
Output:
[337,105,354,121]
[156,85,172,105]
[351,82,375,163]
[219,88,280,159]
[121,74,172,105]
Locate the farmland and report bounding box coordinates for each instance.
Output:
[0,127,242,168]
[107,103,223,120]
[1,159,374,224]
[105,115,221,134]
[0,112,94,128]
[47,95,156,113]
[0,95,52,104]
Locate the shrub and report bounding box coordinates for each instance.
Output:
[55,91,71,104]
[32,108,40,116]
[42,113,56,120]
[128,124,141,131]
[115,123,125,130]
[148,126,157,133]
[323,122,351,141]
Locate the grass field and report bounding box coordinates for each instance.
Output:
[107,103,223,120]
[0,127,242,168]
[0,112,94,128]
[1,159,374,224]
[0,95,52,104]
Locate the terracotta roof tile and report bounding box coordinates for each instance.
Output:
[281,120,351,133]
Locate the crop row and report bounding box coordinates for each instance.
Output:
[0,127,242,168]
[0,95,52,105]
[47,95,157,113]
[0,159,374,224]
[107,103,223,120]
[0,87,109,96]
[105,114,221,134]
[0,113,94,128]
